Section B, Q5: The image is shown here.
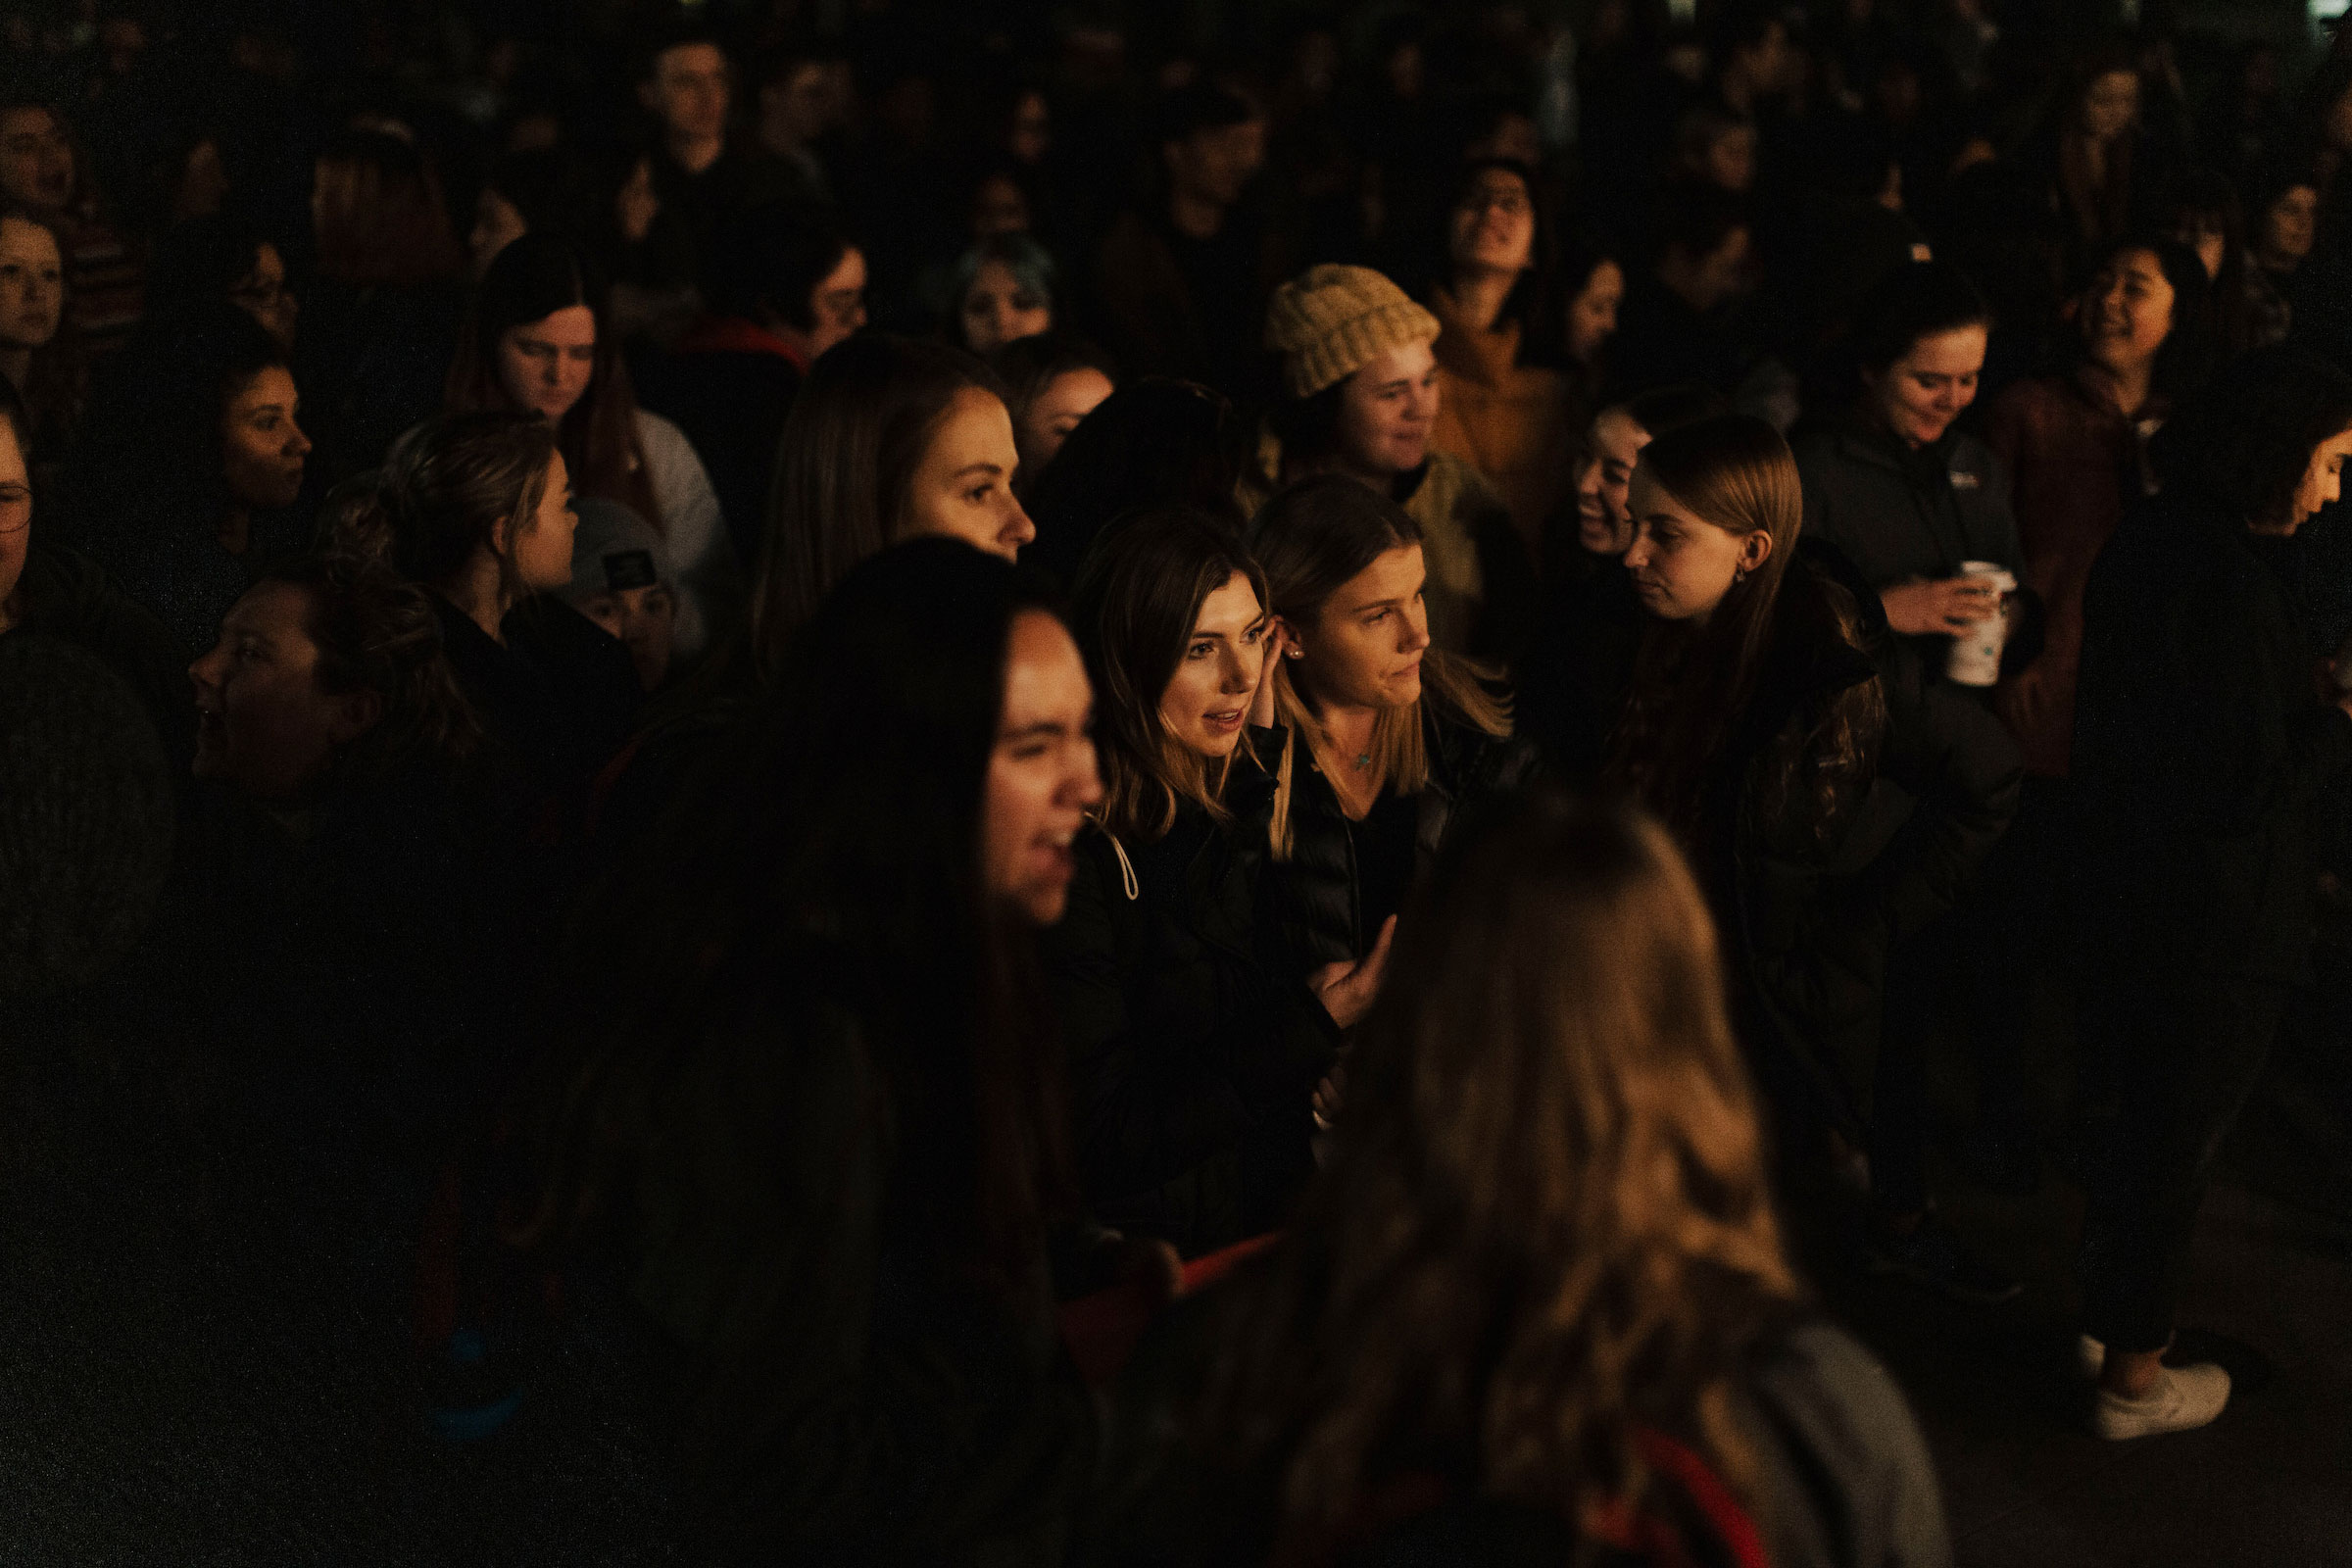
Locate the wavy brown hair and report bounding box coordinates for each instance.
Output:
[1070,506,1268,841]
[1605,415,1881,852]
[1191,791,1800,1560]
[256,553,482,783]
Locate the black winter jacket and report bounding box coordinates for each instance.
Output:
[1791,411,2037,679]
[1258,703,1540,970]
[1557,548,2022,1121]
[1043,780,1342,1258]
[2073,493,2352,987]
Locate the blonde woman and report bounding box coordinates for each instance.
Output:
[1084,792,1952,1567]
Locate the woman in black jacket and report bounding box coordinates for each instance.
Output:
[526,540,1107,1563]
[2071,346,2352,1440]
[1045,509,1383,1258]
[1250,474,1536,974]
[1560,415,2021,1277]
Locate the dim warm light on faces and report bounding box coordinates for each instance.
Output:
[220,368,312,512]
[1015,366,1113,473]
[1869,323,1987,450]
[983,610,1102,926]
[579,580,675,692]
[507,453,579,593]
[1567,259,1624,365]
[958,258,1052,355]
[1335,340,1440,479]
[0,107,74,213]
[2262,185,2319,270]
[1576,407,1648,556]
[1448,167,1535,277]
[646,42,730,146]
[2080,70,2139,143]
[190,580,379,801]
[1292,543,1431,711]
[904,386,1035,560]
[2287,424,2352,532]
[1621,466,1770,624]
[0,419,30,630]
[469,187,528,278]
[1159,570,1268,759]
[231,242,298,349]
[803,246,869,359]
[497,304,598,425]
[2084,249,2174,377]
[0,215,62,351]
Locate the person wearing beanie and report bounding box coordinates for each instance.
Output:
[1252,263,1530,663]
[560,497,679,694]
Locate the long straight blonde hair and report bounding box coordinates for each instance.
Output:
[1250,475,1508,856]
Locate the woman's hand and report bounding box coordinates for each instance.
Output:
[1309,915,1395,1031]
[1250,617,1291,729]
[1311,1064,1345,1131]
[1882,576,2001,636]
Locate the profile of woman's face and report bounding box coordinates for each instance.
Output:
[1015,366,1113,474]
[903,386,1036,560]
[231,241,298,349]
[0,417,31,616]
[497,304,597,425]
[983,609,1102,926]
[1867,323,1986,450]
[1159,569,1267,760]
[508,453,578,593]
[1335,341,1440,479]
[1447,167,1534,278]
[1621,466,1766,623]
[190,579,377,800]
[2083,248,2174,377]
[220,367,312,511]
[1566,259,1624,365]
[0,215,63,352]
[1293,543,1430,711]
[959,257,1052,356]
[2287,424,2352,532]
[469,187,528,279]
[1574,408,1648,557]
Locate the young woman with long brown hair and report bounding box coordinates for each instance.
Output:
[1249,473,1530,976]
[445,231,740,663]
[1576,414,2020,1300]
[1044,507,1385,1258]
[1084,791,1950,1565]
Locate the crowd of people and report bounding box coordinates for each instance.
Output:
[9,0,2352,1561]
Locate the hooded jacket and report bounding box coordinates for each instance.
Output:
[1043,760,1342,1259]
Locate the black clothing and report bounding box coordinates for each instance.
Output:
[431,593,639,813]
[70,491,309,661]
[607,946,1100,1564]
[1043,783,1342,1258]
[296,279,466,492]
[2072,493,2352,1349]
[1546,550,2021,1127]
[1080,1297,1952,1568]
[1608,280,1764,402]
[9,535,196,769]
[629,322,803,569]
[1260,708,1539,970]
[627,143,801,297]
[1790,410,2032,679]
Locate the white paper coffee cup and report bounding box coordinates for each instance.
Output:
[1944,561,2016,687]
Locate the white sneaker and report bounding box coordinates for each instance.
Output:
[2077,1333,2105,1379]
[2091,1361,2231,1440]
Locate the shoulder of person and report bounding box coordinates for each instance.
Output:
[1744,1319,1952,1568]
[1423,448,1506,514]
[630,407,696,465]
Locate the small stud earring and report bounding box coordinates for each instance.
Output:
[1288,648,1304,659]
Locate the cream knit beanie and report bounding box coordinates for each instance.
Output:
[1263,265,1440,399]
